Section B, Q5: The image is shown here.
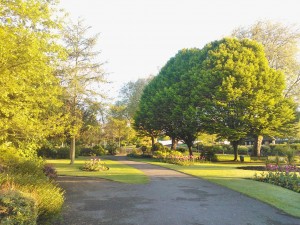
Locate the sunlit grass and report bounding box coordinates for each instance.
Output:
[132,158,300,218]
[47,157,149,184]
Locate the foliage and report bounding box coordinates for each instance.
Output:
[127,148,145,158]
[59,18,106,164]
[0,146,64,223]
[43,164,58,180]
[104,105,136,148]
[0,0,67,152]
[254,170,300,193]
[200,149,217,162]
[0,190,37,225]
[79,145,106,156]
[80,156,109,171]
[195,38,296,158]
[37,146,78,159]
[118,76,154,119]
[151,142,165,152]
[232,21,300,101]
[215,154,251,162]
[105,142,118,155]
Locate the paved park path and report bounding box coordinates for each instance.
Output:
[55,156,300,225]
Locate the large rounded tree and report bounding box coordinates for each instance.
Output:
[195,38,296,159]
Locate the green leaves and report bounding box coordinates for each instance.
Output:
[0,0,65,150]
[135,37,297,157]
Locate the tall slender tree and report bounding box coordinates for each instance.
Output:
[60,19,106,164]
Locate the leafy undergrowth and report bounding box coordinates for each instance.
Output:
[0,146,64,224]
[48,157,149,184]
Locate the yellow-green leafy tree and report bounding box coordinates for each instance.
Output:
[0,0,66,156]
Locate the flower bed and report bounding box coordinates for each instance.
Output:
[254,164,300,193]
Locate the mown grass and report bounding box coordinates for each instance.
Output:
[48,157,149,184]
[132,158,300,218]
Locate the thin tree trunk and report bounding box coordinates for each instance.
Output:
[70,136,76,164]
[188,145,193,156]
[151,136,155,147]
[232,141,239,161]
[171,137,178,150]
[253,135,263,157]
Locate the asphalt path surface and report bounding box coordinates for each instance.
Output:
[55,156,300,225]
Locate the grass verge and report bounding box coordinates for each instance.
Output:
[48,157,149,184]
[132,158,300,218]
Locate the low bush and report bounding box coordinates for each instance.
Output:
[37,146,79,159]
[0,146,64,224]
[106,142,118,155]
[200,149,217,162]
[80,156,109,171]
[127,148,152,158]
[43,164,58,180]
[176,147,187,153]
[0,190,37,225]
[151,142,164,152]
[79,145,106,156]
[214,154,251,162]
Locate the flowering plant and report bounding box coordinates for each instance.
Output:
[80,155,109,171]
[253,163,300,193]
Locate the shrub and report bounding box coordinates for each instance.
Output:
[151,142,164,152]
[176,147,187,153]
[80,156,109,171]
[215,154,251,162]
[37,146,78,159]
[237,146,249,155]
[153,150,167,159]
[80,145,106,156]
[0,190,37,225]
[43,164,58,180]
[106,142,118,155]
[127,148,142,157]
[0,146,65,224]
[93,145,106,155]
[200,149,217,162]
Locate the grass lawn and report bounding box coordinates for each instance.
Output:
[132,158,300,218]
[47,157,149,184]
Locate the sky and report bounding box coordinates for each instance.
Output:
[59,0,300,100]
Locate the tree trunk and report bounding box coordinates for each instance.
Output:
[70,136,76,164]
[188,145,193,156]
[253,135,263,157]
[171,137,178,150]
[232,141,239,161]
[151,136,155,147]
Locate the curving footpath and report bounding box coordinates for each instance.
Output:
[55,156,300,225]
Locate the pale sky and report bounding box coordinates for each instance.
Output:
[59,0,300,100]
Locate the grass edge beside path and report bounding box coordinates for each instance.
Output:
[130,158,300,218]
[48,157,149,184]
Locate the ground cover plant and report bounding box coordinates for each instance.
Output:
[48,157,149,184]
[130,157,300,217]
